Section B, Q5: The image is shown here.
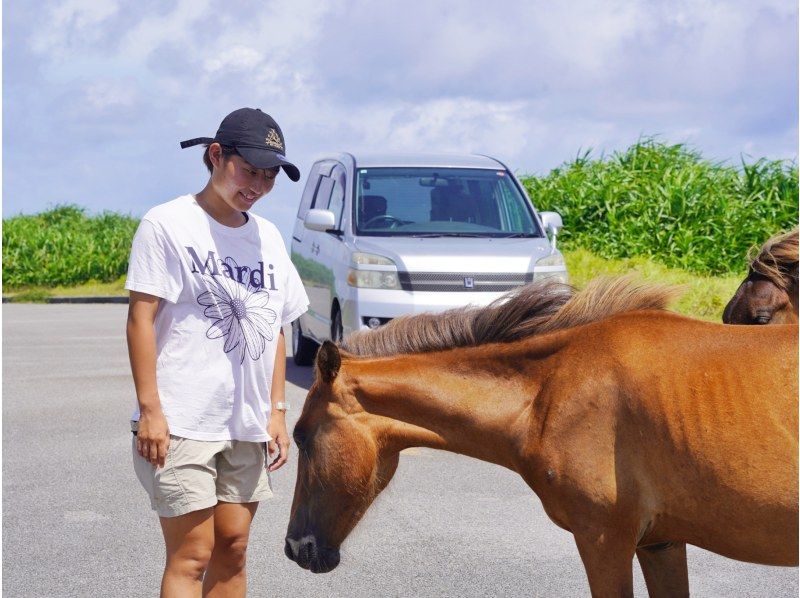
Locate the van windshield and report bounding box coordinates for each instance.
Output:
[355,168,542,237]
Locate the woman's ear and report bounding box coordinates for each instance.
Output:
[207,142,223,170]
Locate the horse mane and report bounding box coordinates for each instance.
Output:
[341,276,681,357]
[748,227,799,290]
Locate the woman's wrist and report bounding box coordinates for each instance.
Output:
[138,400,164,416]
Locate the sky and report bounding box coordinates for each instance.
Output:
[4,0,798,246]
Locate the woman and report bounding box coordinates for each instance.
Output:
[126,108,308,597]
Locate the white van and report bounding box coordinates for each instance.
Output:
[290,153,566,365]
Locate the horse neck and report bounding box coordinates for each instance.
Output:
[343,345,551,470]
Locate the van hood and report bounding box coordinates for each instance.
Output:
[352,236,553,272]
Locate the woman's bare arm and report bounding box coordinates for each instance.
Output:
[267,328,290,472]
[126,291,170,467]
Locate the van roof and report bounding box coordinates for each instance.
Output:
[315,152,507,170]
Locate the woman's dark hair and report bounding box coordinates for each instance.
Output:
[203,144,238,174]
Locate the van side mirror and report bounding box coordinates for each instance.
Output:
[539,211,563,252]
[304,209,336,232]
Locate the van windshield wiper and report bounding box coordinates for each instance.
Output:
[410,233,489,238]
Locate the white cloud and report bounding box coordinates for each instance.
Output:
[203,45,265,74]
[84,81,137,108]
[117,0,211,62]
[30,0,121,54]
[194,0,335,97]
[379,98,531,156]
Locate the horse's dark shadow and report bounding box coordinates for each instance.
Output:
[285,358,315,391]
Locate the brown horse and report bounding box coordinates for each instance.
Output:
[723,227,799,325]
[285,277,798,597]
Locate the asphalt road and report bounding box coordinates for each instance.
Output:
[3,304,797,597]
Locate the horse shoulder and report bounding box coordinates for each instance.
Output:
[518,328,632,525]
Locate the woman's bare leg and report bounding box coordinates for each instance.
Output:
[159,508,215,598]
[202,501,258,598]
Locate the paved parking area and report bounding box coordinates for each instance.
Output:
[2,304,797,596]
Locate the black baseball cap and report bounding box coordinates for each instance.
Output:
[180,108,300,182]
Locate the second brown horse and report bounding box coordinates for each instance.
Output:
[724,227,798,325]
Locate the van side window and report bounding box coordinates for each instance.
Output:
[494,180,526,231]
[313,176,335,211]
[327,166,346,228]
[297,163,322,219]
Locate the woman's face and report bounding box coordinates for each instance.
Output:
[209,145,279,213]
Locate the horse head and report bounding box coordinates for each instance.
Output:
[725,227,799,325]
[723,272,797,325]
[284,341,400,573]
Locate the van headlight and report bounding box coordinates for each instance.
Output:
[533,252,568,283]
[536,253,564,267]
[347,270,402,289]
[348,252,402,289]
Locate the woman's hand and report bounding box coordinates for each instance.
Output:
[137,409,170,467]
[267,411,290,472]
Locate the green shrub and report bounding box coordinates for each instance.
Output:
[3,205,139,288]
[521,139,798,275]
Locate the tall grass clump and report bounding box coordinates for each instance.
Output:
[521,138,798,275]
[3,205,139,288]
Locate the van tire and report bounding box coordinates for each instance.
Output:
[292,319,318,366]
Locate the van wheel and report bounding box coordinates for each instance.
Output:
[331,310,343,344]
[292,319,318,366]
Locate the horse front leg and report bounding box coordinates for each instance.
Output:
[573,530,637,598]
[635,542,689,598]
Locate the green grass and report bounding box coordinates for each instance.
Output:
[521,138,798,275]
[564,248,741,321]
[3,204,139,288]
[3,276,127,302]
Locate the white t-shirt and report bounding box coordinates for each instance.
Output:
[125,194,309,442]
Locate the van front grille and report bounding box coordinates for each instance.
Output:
[398,272,533,293]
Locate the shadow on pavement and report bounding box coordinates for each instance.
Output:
[285,358,314,391]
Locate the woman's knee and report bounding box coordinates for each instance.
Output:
[166,543,214,580]
[210,502,256,572]
[213,534,249,571]
[161,509,216,579]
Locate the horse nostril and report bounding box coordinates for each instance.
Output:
[298,536,318,566]
[285,533,341,573]
[284,538,296,561]
[285,534,319,569]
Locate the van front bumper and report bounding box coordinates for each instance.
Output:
[341,287,510,334]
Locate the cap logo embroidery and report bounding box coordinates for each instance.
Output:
[265,129,284,151]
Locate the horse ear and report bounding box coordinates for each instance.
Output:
[316,341,341,384]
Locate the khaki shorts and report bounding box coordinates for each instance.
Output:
[132,435,273,518]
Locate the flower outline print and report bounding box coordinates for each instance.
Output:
[197,258,278,364]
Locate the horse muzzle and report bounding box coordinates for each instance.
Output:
[284,534,341,573]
